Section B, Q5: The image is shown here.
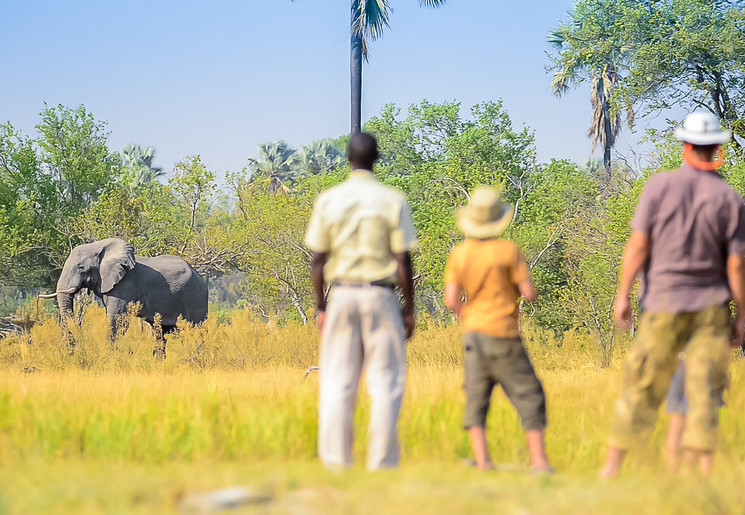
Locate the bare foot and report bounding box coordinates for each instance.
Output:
[600,462,620,479]
[600,446,626,479]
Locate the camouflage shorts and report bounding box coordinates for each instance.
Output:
[609,305,730,452]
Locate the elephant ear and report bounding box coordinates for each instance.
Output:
[99,240,136,293]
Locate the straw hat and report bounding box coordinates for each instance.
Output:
[674,112,730,145]
[456,186,514,239]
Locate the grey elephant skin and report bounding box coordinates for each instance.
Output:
[48,238,207,350]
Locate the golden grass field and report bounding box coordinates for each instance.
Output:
[2,305,745,513]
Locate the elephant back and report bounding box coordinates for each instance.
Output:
[134,255,208,324]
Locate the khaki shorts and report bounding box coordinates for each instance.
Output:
[462,333,546,431]
[609,305,730,452]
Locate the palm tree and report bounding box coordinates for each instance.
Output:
[121,144,165,189]
[247,141,298,193]
[350,1,447,135]
[297,140,345,177]
[586,65,622,176]
[549,32,626,177]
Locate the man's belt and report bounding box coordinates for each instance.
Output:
[334,280,397,290]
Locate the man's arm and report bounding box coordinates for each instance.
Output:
[311,251,329,332]
[727,254,745,348]
[394,251,415,339]
[444,282,462,316]
[614,231,650,329]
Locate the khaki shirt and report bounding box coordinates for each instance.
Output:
[304,169,417,284]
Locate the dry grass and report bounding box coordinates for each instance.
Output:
[0,304,628,372]
[1,308,745,513]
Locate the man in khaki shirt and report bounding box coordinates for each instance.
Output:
[305,132,417,470]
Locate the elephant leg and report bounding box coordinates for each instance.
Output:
[105,298,129,342]
[107,313,117,342]
[152,322,166,360]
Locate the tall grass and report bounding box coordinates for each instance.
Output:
[3,307,745,513]
[0,304,629,372]
[3,358,745,471]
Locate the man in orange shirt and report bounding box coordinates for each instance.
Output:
[444,186,552,473]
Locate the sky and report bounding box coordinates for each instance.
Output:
[1,0,662,177]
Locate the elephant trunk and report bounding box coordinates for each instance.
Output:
[55,266,79,322]
[57,292,74,321]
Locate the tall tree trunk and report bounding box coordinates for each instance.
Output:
[602,99,612,177]
[350,0,363,135]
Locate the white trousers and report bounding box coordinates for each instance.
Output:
[318,285,407,470]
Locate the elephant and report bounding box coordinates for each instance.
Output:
[40,238,208,357]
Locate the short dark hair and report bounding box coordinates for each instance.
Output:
[691,143,720,160]
[347,132,379,170]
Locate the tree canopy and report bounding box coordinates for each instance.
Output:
[548,0,745,145]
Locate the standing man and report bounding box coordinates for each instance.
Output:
[601,112,745,478]
[304,132,417,470]
[444,186,552,473]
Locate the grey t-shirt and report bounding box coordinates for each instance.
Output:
[632,164,745,313]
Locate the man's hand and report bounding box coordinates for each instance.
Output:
[614,294,633,330]
[403,312,415,340]
[613,231,649,331]
[316,311,326,334]
[730,314,745,349]
[395,251,415,339]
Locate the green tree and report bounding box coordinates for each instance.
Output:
[548,2,628,175]
[549,0,745,145]
[366,100,536,312]
[0,105,120,287]
[121,144,165,190]
[349,0,447,134]
[228,171,341,324]
[296,139,345,177]
[246,141,299,193]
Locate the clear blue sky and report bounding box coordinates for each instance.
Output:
[1,0,658,176]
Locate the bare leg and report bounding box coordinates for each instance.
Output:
[698,452,714,476]
[526,429,550,469]
[682,449,714,476]
[666,414,686,472]
[468,426,495,470]
[600,446,628,478]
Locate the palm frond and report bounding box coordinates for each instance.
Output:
[546,29,566,49]
[587,70,622,154]
[419,0,447,7]
[550,67,578,97]
[351,0,391,41]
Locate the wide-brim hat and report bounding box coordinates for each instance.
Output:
[674,111,731,145]
[456,186,514,239]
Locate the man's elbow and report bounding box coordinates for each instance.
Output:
[628,231,651,259]
[444,284,460,312]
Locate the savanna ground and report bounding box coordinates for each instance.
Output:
[2,305,745,514]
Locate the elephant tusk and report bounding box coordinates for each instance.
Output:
[38,287,77,299]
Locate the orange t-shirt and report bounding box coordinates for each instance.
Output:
[444,239,529,338]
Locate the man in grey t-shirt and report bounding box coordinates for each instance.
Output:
[601,112,745,478]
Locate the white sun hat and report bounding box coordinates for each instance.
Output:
[674,111,731,145]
